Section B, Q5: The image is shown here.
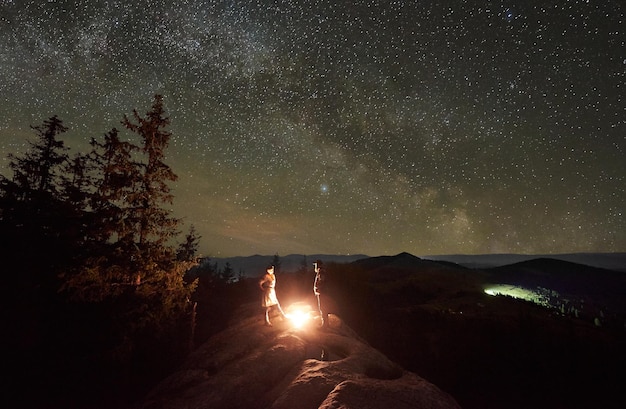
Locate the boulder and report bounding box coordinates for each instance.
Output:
[136,303,462,409]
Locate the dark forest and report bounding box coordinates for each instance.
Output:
[0,95,248,408]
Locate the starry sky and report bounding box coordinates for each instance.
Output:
[0,0,624,257]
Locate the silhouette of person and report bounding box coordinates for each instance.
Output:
[259,265,286,326]
[314,260,329,328]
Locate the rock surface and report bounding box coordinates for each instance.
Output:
[136,302,462,409]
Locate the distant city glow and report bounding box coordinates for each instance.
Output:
[484,284,551,307]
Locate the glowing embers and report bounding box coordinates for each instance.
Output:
[285,302,315,329]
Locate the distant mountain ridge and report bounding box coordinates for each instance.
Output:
[423,252,626,272]
[203,253,370,277]
[205,252,626,276]
[485,257,626,315]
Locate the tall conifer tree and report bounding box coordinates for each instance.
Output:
[0,115,71,283]
[65,95,197,333]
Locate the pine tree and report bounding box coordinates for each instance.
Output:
[9,115,69,196]
[61,127,142,301]
[56,152,96,263]
[63,153,92,212]
[0,116,81,401]
[121,94,178,250]
[64,95,197,338]
[177,225,201,262]
[221,262,234,283]
[89,127,141,246]
[119,95,197,328]
[272,253,282,275]
[0,115,71,285]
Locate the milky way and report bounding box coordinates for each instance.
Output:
[0,0,624,257]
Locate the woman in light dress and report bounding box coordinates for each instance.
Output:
[259,265,286,326]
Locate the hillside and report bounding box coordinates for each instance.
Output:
[318,253,626,409]
[179,252,626,408]
[425,252,626,272]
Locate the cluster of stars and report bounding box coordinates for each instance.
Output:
[0,0,624,257]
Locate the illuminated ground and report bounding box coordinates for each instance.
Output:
[483,284,552,307]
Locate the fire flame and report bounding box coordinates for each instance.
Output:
[285,302,314,329]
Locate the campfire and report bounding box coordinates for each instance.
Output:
[284,302,315,329]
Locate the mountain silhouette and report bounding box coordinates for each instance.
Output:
[486,257,626,312]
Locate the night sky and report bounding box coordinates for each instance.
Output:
[0,0,624,257]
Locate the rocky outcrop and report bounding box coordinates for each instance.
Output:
[137,302,462,409]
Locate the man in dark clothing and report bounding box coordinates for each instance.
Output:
[314,260,329,328]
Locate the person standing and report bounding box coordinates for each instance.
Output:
[314,260,329,328]
[259,265,286,326]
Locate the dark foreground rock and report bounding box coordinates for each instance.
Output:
[136,302,462,409]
